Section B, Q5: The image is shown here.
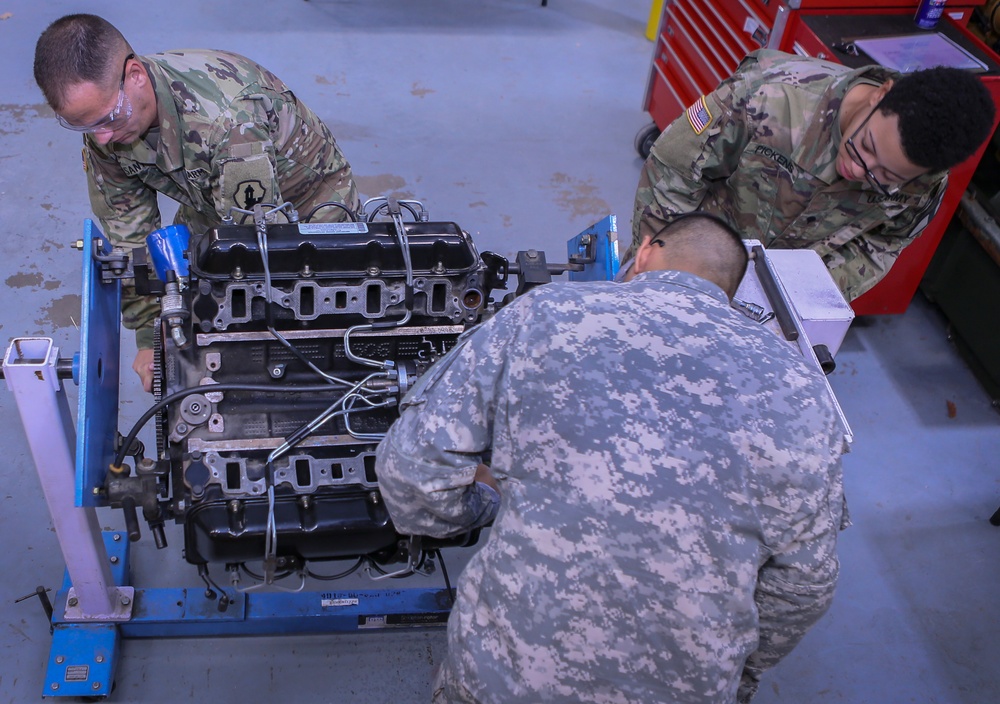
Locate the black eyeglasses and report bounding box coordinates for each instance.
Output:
[57,53,135,133]
[844,102,899,197]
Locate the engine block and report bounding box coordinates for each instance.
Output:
[136,206,496,573]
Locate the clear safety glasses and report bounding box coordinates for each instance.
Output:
[56,53,135,133]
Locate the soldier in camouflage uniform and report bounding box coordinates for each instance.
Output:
[34,14,359,390]
[628,49,995,301]
[376,215,848,703]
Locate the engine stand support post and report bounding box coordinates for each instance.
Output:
[4,338,119,614]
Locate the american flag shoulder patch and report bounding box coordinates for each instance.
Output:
[685,95,713,135]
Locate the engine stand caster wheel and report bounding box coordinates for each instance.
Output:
[634,121,661,159]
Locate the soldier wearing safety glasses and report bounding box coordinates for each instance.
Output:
[34,14,360,391]
[626,49,996,301]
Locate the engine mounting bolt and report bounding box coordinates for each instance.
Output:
[68,597,79,607]
[109,556,119,564]
[113,533,122,542]
[120,596,131,606]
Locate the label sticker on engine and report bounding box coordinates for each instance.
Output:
[298,222,369,235]
[321,597,359,607]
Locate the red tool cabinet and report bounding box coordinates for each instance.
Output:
[637,1,1000,315]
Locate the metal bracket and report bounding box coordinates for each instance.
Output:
[514,249,552,295]
[63,587,135,623]
[567,215,620,282]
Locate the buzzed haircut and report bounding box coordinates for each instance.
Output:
[34,14,131,111]
[880,67,996,173]
[651,213,749,297]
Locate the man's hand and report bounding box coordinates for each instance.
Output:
[474,463,499,493]
[132,348,155,393]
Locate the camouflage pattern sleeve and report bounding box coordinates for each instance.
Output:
[178,51,358,220]
[83,141,163,346]
[208,90,284,218]
[375,307,519,538]
[204,85,357,222]
[738,433,846,703]
[820,176,947,301]
[629,75,751,263]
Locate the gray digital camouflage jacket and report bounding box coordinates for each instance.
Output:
[631,49,947,302]
[82,50,359,347]
[376,270,847,703]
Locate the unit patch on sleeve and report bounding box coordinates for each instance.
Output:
[685,95,713,135]
[221,151,275,212]
[234,179,267,209]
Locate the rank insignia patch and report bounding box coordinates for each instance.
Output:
[686,95,713,135]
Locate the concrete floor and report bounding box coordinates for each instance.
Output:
[1,1,999,702]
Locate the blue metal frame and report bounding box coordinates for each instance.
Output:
[111,585,452,639]
[76,220,121,507]
[567,214,620,282]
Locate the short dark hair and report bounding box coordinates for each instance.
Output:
[652,213,749,297]
[879,67,996,172]
[33,14,131,111]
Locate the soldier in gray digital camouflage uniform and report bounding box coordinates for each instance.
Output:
[34,14,359,391]
[376,214,849,703]
[628,49,995,302]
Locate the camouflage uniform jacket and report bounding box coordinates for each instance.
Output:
[83,50,360,347]
[376,271,847,703]
[631,49,947,301]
